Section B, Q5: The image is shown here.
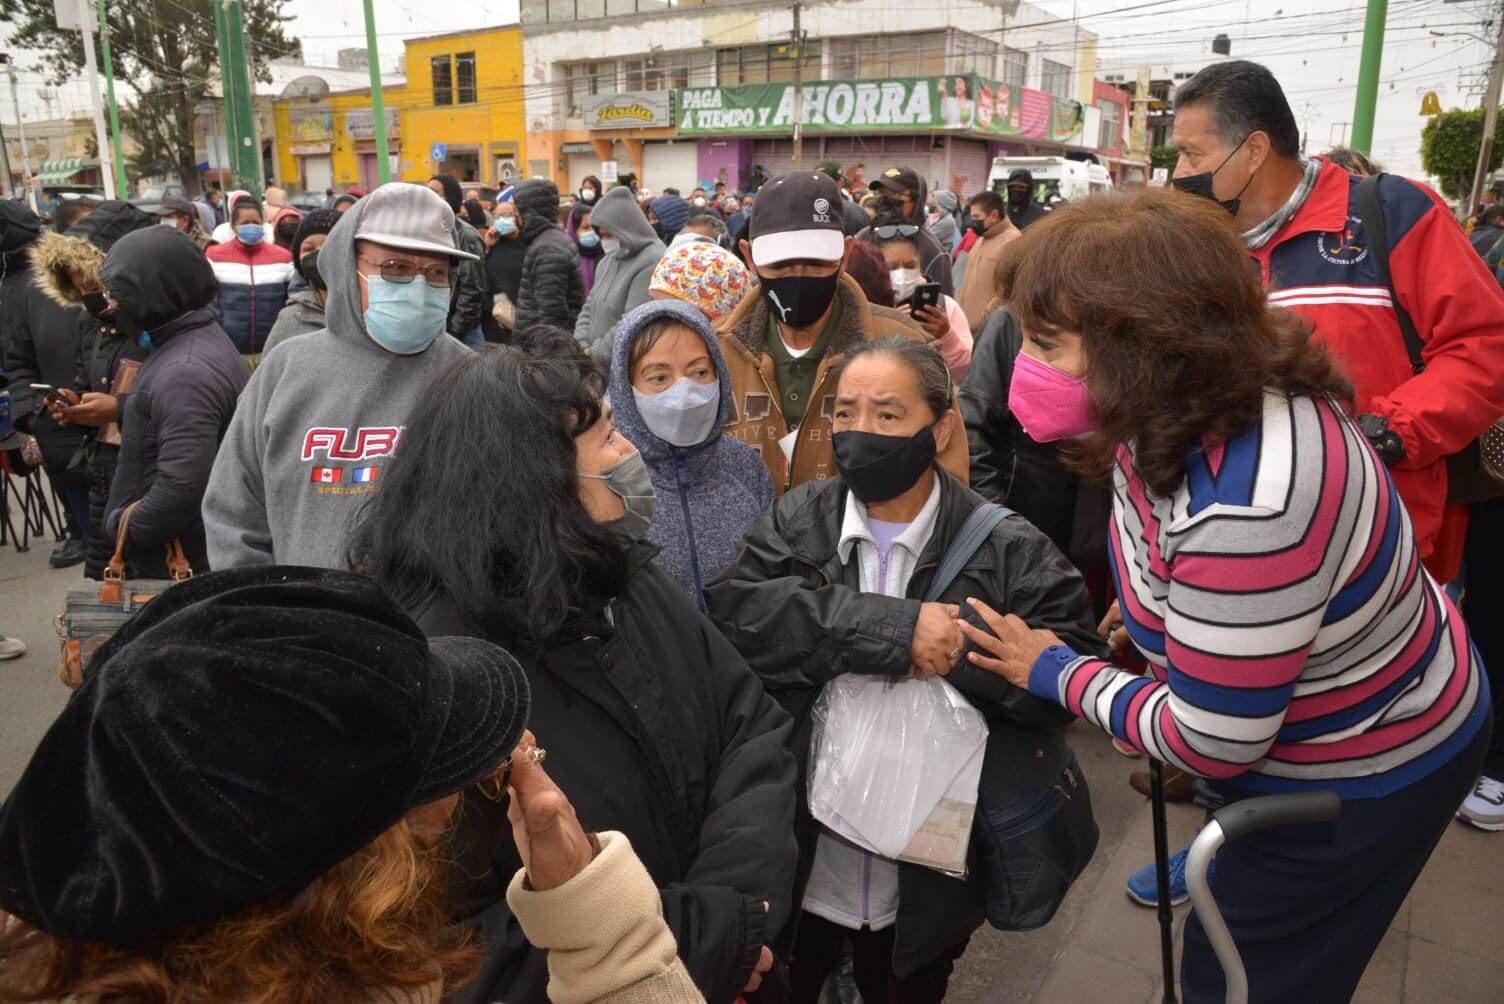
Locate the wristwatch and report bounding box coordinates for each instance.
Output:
[1358,414,1405,465]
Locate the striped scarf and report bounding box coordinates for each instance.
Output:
[1242,158,1322,251]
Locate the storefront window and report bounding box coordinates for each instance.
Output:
[456,53,476,104]
[432,55,452,106]
[830,32,946,80]
[949,31,997,77]
[1097,99,1123,149]
[1000,47,1027,89]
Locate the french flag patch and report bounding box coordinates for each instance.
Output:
[311,466,342,484]
[352,467,379,484]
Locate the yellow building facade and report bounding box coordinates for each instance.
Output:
[274,24,526,194]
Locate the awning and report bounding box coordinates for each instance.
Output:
[35,158,93,184]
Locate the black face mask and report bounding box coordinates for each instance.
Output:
[275,223,298,247]
[761,270,841,329]
[1170,133,1253,217]
[966,217,987,235]
[1008,187,1030,207]
[300,249,326,292]
[832,426,938,504]
[82,291,109,318]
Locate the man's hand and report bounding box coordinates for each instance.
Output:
[745,944,774,993]
[1097,599,1130,657]
[902,303,950,341]
[44,388,79,425]
[955,597,1065,688]
[506,731,597,892]
[482,225,500,249]
[59,392,118,428]
[910,601,963,678]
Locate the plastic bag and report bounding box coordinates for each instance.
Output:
[809,675,988,876]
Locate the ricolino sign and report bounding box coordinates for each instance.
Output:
[583,90,673,130]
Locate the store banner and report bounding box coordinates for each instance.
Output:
[345,109,400,140]
[676,75,1084,145]
[584,90,673,130]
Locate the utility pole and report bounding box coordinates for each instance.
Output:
[217,0,262,198]
[97,0,128,196]
[791,0,804,166]
[363,0,391,184]
[1351,0,1388,154]
[75,0,115,198]
[1465,9,1504,219]
[3,58,37,211]
[0,107,11,201]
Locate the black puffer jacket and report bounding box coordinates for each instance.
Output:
[423,542,799,1004]
[512,180,583,336]
[100,229,248,577]
[448,217,488,339]
[704,470,1105,978]
[960,308,1111,588]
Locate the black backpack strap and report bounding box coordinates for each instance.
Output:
[1356,173,1426,375]
[924,502,1014,602]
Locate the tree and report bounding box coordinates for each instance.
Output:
[1420,107,1504,202]
[0,0,298,195]
[1150,144,1179,172]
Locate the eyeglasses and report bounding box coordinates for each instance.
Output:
[873,224,920,239]
[357,257,451,288]
[476,743,547,802]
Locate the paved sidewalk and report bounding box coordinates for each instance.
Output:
[949,726,1502,1003]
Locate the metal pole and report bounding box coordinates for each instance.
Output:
[1150,759,1178,1004]
[1351,0,1388,154]
[5,62,37,212]
[1465,10,1504,219]
[212,0,236,194]
[97,0,128,196]
[221,0,261,199]
[363,0,391,185]
[0,111,12,201]
[791,0,803,167]
[75,0,116,198]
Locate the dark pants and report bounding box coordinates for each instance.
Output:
[790,911,967,1004]
[1182,714,1490,1004]
[47,463,88,545]
[1463,499,1504,776]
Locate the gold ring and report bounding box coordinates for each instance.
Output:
[949,647,962,662]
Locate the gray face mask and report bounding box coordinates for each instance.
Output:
[632,378,720,448]
[581,450,655,539]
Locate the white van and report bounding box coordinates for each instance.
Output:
[987,157,1114,205]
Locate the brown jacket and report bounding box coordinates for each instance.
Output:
[714,272,969,495]
[956,219,1019,331]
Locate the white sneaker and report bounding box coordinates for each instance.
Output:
[0,636,25,661]
[1458,775,1504,831]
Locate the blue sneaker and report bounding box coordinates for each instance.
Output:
[1126,845,1190,907]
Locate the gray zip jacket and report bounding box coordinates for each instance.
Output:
[201,194,472,570]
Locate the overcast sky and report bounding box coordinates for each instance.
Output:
[4,0,1494,179]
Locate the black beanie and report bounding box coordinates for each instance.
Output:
[430,174,464,214]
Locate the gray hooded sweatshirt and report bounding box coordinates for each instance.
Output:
[574,185,664,365]
[201,193,473,569]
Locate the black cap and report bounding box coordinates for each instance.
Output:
[152,195,196,219]
[869,166,921,195]
[0,566,530,945]
[747,171,846,267]
[1007,169,1033,187]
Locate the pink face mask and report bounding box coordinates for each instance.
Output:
[1009,350,1098,442]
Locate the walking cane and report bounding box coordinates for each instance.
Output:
[1149,758,1177,1004]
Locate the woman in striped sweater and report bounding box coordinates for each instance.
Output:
[957,188,1490,1003]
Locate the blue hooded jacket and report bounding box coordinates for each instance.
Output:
[610,299,773,607]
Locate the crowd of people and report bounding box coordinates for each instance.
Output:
[0,57,1502,1004]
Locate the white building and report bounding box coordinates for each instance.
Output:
[521,0,1114,196]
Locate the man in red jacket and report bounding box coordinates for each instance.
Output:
[1170,60,1504,584]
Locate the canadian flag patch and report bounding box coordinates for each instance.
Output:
[311,467,342,484]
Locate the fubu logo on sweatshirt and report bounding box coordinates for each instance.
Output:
[302,426,403,495]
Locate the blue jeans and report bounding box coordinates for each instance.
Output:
[462,327,485,348]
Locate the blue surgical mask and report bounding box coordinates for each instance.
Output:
[579,230,600,249]
[601,237,622,256]
[359,273,450,355]
[632,377,720,448]
[235,223,264,245]
[495,217,517,237]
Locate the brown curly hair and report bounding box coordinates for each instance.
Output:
[0,813,479,1004]
[996,187,1353,497]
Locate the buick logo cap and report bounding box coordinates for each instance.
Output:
[748,172,846,268]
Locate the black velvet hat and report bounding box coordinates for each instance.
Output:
[0,566,529,944]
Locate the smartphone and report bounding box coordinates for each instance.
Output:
[908,282,942,313]
[28,383,55,393]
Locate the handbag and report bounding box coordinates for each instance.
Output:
[55,501,193,689]
[922,502,1100,931]
[1356,175,1504,504]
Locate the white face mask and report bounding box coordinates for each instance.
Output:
[890,267,923,303]
[580,187,598,203]
[601,237,622,255]
[632,377,720,448]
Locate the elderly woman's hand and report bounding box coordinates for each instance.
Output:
[954,597,1065,689]
[506,732,598,892]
